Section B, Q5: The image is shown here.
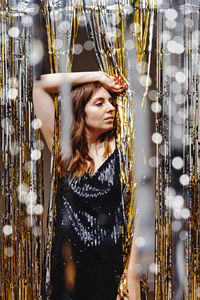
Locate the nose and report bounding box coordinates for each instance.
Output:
[106,100,115,112]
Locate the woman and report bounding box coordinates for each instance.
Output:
[33,71,141,300]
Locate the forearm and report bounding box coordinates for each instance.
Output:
[127,271,141,300]
[35,71,102,94]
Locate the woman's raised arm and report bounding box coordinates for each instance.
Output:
[33,71,126,152]
[34,71,126,94]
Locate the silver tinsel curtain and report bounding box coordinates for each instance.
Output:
[0,0,44,299]
[0,0,200,299]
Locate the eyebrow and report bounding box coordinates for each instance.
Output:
[93,97,113,101]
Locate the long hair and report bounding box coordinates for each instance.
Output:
[57,81,117,178]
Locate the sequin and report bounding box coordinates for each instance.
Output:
[47,149,124,300]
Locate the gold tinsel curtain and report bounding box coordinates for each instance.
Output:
[0,1,44,299]
[41,0,81,297]
[1,0,200,299]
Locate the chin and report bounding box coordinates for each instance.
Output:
[101,126,113,134]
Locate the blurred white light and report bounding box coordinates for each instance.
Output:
[179,230,188,241]
[106,32,116,42]
[27,191,37,204]
[180,174,190,186]
[175,43,185,54]
[59,20,70,33]
[174,94,186,105]
[165,65,178,77]
[130,22,141,33]
[32,226,42,237]
[31,149,41,161]
[27,203,35,215]
[173,36,184,45]
[176,108,187,121]
[165,194,174,208]
[10,142,20,156]
[50,10,60,22]
[140,75,152,87]
[18,183,28,194]
[183,7,193,15]
[161,30,172,42]
[110,16,121,26]
[164,187,176,198]
[7,88,18,99]
[192,30,200,49]
[174,209,182,219]
[8,27,19,38]
[172,157,183,170]
[172,220,182,232]
[4,124,14,136]
[73,44,83,55]
[135,237,145,248]
[53,39,63,51]
[151,102,161,113]
[152,132,162,144]
[149,263,159,274]
[26,3,40,16]
[136,61,148,74]
[165,8,178,20]
[28,39,44,65]
[149,156,159,168]
[123,5,134,15]
[18,190,28,203]
[3,225,13,236]
[159,144,169,156]
[175,22,184,33]
[167,41,184,53]
[84,40,94,51]
[173,195,184,210]
[1,118,12,129]
[148,90,158,101]
[21,15,33,27]
[4,247,14,257]
[175,72,186,83]
[125,39,135,50]
[171,82,182,94]
[165,19,176,29]
[17,2,28,12]
[184,17,194,28]
[34,204,43,215]
[32,118,42,130]
[79,15,87,26]
[181,208,190,219]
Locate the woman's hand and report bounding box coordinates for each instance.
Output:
[98,72,127,93]
[35,71,127,94]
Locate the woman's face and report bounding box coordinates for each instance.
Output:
[84,86,115,137]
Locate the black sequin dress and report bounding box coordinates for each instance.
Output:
[50,149,124,300]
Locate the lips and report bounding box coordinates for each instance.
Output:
[104,116,114,121]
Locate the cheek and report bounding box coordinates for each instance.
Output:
[85,107,102,125]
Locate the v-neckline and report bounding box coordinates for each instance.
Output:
[87,149,116,179]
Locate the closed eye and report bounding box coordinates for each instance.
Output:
[95,102,103,106]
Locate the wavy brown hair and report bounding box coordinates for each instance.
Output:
[57,81,117,178]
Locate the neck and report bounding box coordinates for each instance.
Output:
[85,129,104,154]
